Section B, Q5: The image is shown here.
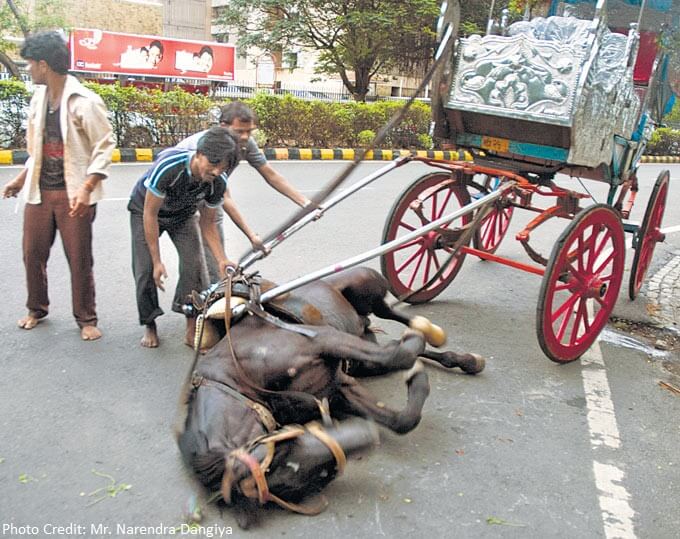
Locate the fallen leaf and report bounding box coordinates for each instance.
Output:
[486,516,526,527]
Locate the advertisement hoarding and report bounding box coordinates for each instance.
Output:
[69,28,235,81]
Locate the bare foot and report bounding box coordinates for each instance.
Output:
[81,325,102,341]
[18,315,42,330]
[184,317,196,348]
[141,323,159,348]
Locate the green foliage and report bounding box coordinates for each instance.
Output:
[0,78,28,148]
[665,97,680,125]
[646,126,680,156]
[357,129,375,147]
[84,82,213,147]
[0,0,68,54]
[244,95,432,148]
[417,132,433,150]
[215,0,440,100]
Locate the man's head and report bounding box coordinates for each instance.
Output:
[198,46,213,72]
[20,31,69,84]
[219,101,257,144]
[148,40,164,66]
[193,126,238,182]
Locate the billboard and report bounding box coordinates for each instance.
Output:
[69,28,235,81]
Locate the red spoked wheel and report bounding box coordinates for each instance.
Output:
[537,205,625,363]
[628,170,669,300]
[381,172,472,304]
[473,174,515,254]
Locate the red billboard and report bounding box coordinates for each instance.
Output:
[69,28,235,81]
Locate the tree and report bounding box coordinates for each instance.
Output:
[216,0,441,101]
[0,0,67,77]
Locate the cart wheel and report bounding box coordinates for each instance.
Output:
[628,170,669,300]
[473,175,514,254]
[537,205,625,363]
[381,172,472,304]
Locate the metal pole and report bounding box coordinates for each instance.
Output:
[259,183,513,303]
[238,157,411,270]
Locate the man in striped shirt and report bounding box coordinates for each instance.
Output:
[128,127,238,348]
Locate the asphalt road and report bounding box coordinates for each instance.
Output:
[0,161,679,539]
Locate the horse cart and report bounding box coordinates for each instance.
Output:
[232,0,677,366]
[378,0,678,362]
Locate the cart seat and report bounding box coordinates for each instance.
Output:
[444,11,641,169]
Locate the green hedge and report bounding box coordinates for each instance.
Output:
[1,78,680,155]
[84,82,214,147]
[646,126,680,156]
[0,79,30,149]
[245,93,432,148]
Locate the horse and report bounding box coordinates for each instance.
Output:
[176,267,484,528]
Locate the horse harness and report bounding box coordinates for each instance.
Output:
[189,273,347,515]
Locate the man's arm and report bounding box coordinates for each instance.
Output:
[2,167,27,198]
[199,205,236,276]
[222,187,265,252]
[257,163,311,207]
[142,191,168,291]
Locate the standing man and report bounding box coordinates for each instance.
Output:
[175,101,312,282]
[128,127,238,348]
[1,31,114,341]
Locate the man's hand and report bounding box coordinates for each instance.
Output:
[218,259,238,279]
[2,179,23,199]
[153,261,168,291]
[69,186,92,217]
[250,234,270,255]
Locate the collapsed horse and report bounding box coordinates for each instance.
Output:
[175,267,484,528]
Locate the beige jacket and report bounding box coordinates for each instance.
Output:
[24,75,115,204]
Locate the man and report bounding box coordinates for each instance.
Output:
[1,31,114,341]
[128,127,237,348]
[175,101,312,282]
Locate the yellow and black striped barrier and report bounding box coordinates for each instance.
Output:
[1,148,679,165]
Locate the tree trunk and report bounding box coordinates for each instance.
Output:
[352,64,371,102]
[0,51,22,78]
[6,0,30,37]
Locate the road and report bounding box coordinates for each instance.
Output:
[0,160,679,539]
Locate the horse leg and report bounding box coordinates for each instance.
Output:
[420,349,486,374]
[315,326,425,372]
[325,268,446,344]
[336,360,430,434]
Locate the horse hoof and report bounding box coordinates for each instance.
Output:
[409,316,447,347]
[404,358,425,382]
[461,353,485,375]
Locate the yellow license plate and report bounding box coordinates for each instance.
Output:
[481,136,510,153]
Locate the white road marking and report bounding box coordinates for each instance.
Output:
[581,316,636,538]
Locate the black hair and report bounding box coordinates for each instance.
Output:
[219,101,257,125]
[199,46,213,58]
[197,126,238,169]
[149,40,164,56]
[20,31,69,75]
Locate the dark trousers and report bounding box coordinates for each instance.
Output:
[23,189,98,327]
[130,211,208,325]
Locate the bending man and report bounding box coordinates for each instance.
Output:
[175,101,311,282]
[128,127,237,348]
